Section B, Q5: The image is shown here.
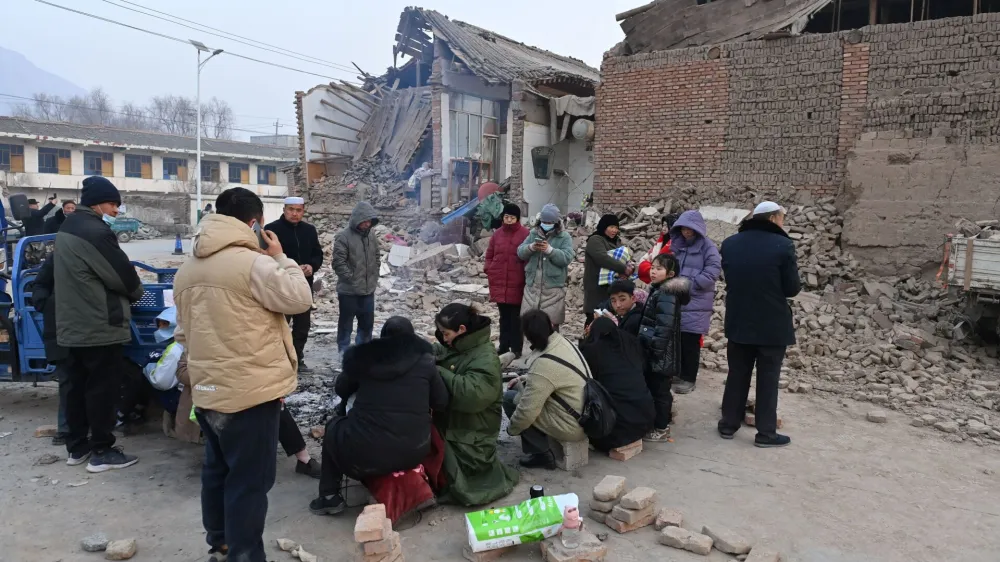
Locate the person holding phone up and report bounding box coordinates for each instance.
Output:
[517,204,574,330]
[24,194,58,236]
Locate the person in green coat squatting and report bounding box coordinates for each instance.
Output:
[433,303,519,506]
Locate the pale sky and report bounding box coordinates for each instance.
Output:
[5,0,637,140]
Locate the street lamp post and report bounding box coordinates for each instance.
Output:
[190,40,223,220]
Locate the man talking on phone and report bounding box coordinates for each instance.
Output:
[173,187,313,562]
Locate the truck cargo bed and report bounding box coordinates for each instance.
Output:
[948,235,1000,294]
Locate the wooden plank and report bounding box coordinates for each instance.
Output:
[311,132,358,144]
[310,150,351,157]
[333,83,379,108]
[869,0,878,24]
[322,91,371,117]
[315,114,363,133]
[964,237,975,291]
[616,0,658,22]
[318,98,368,124]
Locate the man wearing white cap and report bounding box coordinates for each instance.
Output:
[266,196,324,373]
[717,201,800,448]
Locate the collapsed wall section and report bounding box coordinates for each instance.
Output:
[595,14,1000,274]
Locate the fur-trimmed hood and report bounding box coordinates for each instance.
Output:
[653,276,691,296]
[342,333,434,381]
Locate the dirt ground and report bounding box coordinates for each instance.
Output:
[2,364,999,562]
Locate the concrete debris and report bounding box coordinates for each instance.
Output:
[701,525,752,555]
[866,411,888,424]
[592,476,627,502]
[81,533,110,552]
[276,538,298,552]
[658,526,713,556]
[654,508,683,530]
[309,155,414,210]
[104,538,137,560]
[34,453,61,466]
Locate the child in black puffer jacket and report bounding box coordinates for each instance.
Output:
[638,253,690,442]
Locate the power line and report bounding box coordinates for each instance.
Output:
[32,0,362,84]
[99,0,360,75]
[0,93,288,137]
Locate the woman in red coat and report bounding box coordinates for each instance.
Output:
[485,204,530,357]
[638,213,678,284]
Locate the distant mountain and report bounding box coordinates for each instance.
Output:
[0,46,86,113]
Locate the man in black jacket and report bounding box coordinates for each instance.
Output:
[718,202,801,448]
[55,176,144,472]
[266,196,323,373]
[24,196,57,236]
[31,255,71,445]
[43,200,76,234]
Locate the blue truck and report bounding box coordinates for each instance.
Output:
[0,199,174,382]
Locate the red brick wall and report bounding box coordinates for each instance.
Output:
[595,57,727,206]
[837,42,870,166]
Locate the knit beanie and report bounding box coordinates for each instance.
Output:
[540,204,561,224]
[502,203,521,221]
[80,176,122,207]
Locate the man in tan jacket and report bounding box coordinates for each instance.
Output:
[173,187,312,562]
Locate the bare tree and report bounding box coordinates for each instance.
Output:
[15,90,239,139]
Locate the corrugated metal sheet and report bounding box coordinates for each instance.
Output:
[0,117,298,161]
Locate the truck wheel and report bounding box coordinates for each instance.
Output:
[117,231,132,243]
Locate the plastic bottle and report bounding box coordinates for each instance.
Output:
[560,506,582,549]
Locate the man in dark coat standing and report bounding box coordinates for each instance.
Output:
[55,176,145,471]
[24,196,57,236]
[44,200,76,234]
[266,196,324,372]
[718,201,800,448]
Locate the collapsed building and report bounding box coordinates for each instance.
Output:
[596,0,1000,275]
[294,6,601,235]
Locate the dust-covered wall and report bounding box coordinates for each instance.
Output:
[595,14,1000,274]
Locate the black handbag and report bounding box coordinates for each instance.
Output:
[539,346,618,439]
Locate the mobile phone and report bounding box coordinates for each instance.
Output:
[49,193,57,201]
[252,221,269,250]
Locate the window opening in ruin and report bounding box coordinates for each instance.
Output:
[448,93,499,181]
[804,0,979,33]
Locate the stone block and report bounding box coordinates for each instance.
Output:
[609,440,643,461]
[551,439,589,471]
[702,525,752,554]
[355,508,391,543]
[104,538,138,560]
[745,547,783,562]
[34,425,58,438]
[357,542,403,562]
[659,527,713,556]
[587,509,607,524]
[588,499,616,513]
[540,531,608,561]
[463,545,514,561]
[654,508,683,530]
[604,511,655,534]
[866,410,887,423]
[592,475,626,502]
[362,531,400,556]
[619,487,657,510]
[610,503,655,525]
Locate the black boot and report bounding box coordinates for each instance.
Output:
[519,451,556,470]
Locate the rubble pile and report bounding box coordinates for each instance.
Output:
[308,155,412,210]
[133,223,161,240]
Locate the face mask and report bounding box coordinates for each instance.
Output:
[102,214,117,226]
[153,328,174,344]
[540,223,555,232]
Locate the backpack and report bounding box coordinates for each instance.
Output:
[539,345,617,439]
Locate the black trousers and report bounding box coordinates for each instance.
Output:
[497,303,523,355]
[196,400,280,562]
[337,293,375,353]
[720,342,786,437]
[645,372,673,430]
[287,308,311,364]
[503,390,551,454]
[278,406,306,457]
[65,344,123,455]
[679,332,703,384]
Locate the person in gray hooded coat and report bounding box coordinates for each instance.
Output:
[332,201,380,353]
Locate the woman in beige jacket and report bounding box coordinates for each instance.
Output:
[503,309,589,470]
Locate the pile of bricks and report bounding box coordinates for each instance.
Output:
[588,476,658,534]
[354,504,403,562]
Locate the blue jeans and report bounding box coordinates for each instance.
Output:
[337,293,375,353]
[196,400,280,562]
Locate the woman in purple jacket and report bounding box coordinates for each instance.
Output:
[669,210,721,394]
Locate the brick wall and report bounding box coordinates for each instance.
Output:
[596,14,1000,272]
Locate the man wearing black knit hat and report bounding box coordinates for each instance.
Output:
[55,176,145,472]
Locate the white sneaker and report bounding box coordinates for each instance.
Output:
[67,451,91,466]
[643,427,671,443]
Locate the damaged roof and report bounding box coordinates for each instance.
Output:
[0,116,298,161]
[615,0,833,54]
[396,7,600,87]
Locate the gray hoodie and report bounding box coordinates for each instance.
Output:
[332,201,381,296]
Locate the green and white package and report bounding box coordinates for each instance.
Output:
[464,493,579,553]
